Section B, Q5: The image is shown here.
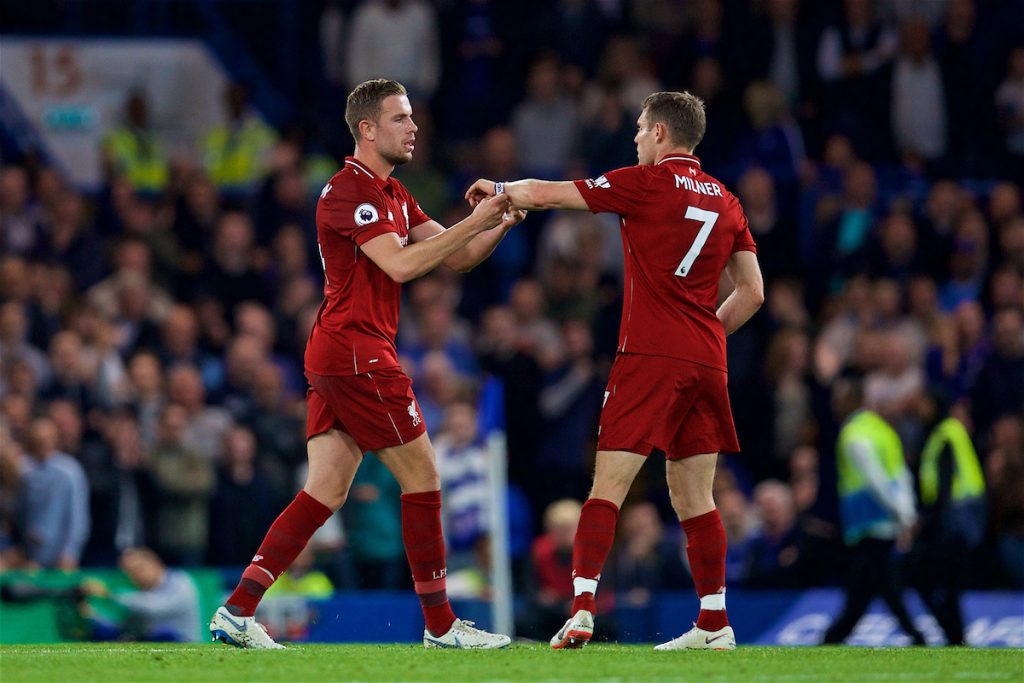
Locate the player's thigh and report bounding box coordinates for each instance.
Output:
[597,354,674,455]
[665,452,718,520]
[665,364,739,458]
[304,429,364,510]
[375,432,440,494]
[590,449,647,506]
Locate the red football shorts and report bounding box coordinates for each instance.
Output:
[305,366,427,451]
[596,353,740,459]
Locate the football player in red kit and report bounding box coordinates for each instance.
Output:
[466,91,764,650]
[211,79,523,649]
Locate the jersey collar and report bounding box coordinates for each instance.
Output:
[656,154,701,168]
[345,156,391,189]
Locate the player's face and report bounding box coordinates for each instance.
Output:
[634,111,656,165]
[374,94,418,166]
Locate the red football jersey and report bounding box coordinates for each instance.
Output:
[573,154,756,371]
[305,157,431,376]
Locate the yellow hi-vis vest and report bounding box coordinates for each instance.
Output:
[836,410,907,543]
[101,127,169,193]
[202,116,277,192]
[919,417,985,506]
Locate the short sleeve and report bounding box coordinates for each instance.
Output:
[731,207,758,254]
[317,180,399,246]
[572,166,651,217]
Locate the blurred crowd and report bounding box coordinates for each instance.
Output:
[1,0,1023,620]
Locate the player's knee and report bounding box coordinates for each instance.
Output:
[303,477,349,511]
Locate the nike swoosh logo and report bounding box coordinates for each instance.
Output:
[425,636,458,648]
[705,634,729,644]
[220,610,249,633]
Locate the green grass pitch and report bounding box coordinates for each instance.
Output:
[1,643,1021,683]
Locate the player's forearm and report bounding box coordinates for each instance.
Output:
[717,285,764,335]
[394,217,489,282]
[446,224,513,272]
[502,180,547,210]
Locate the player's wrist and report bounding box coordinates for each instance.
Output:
[494,181,505,196]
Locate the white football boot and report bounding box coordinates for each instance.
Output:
[550,610,594,649]
[655,624,735,651]
[422,619,511,649]
[210,606,285,649]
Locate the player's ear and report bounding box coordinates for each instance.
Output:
[654,121,668,144]
[359,119,376,142]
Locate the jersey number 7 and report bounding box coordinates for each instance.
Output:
[675,206,719,277]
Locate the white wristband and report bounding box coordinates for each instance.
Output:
[494,181,505,195]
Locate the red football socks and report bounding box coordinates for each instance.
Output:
[681,509,729,632]
[401,490,457,637]
[226,490,333,617]
[570,498,619,615]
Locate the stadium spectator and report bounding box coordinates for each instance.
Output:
[343,453,406,590]
[158,306,224,396]
[507,279,563,368]
[717,485,755,584]
[890,17,947,167]
[195,212,270,314]
[984,415,1024,587]
[578,82,641,177]
[735,80,805,187]
[996,46,1024,183]
[207,426,282,566]
[165,365,232,461]
[608,502,688,606]
[816,0,898,157]
[399,301,478,380]
[971,307,1024,437]
[743,480,803,588]
[0,425,27,567]
[17,417,90,570]
[40,192,104,291]
[764,329,814,469]
[0,166,43,256]
[124,351,166,450]
[476,305,543,491]
[0,302,51,392]
[344,0,440,101]
[867,212,925,283]
[523,499,584,640]
[512,53,579,179]
[736,167,798,280]
[171,172,223,274]
[77,407,150,565]
[435,401,491,581]
[940,209,989,311]
[81,547,201,642]
[739,0,815,108]
[149,404,215,566]
[244,361,305,492]
[536,320,604,509]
